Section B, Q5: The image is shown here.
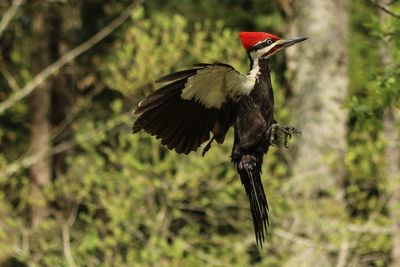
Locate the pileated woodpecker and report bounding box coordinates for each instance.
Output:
[132,32,307,246]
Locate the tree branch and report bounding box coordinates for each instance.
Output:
[336,238,350,267]
[347,223,393,234]
[0,61,21,92]
[274,229,339,251]
[0,0,24,38]
[62,223,76,267]
[50,84,104,142]
[368,0,400,19]
[0,0,144,115]
[61,205,79,267]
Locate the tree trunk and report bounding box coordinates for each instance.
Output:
[51,2,80,178]
[283,1,349,265]
[290,0,349,198]
[28,3,53,227]
[384,107,400,266]
[378,1,400,265]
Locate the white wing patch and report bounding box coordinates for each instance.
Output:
[181,65,256,108]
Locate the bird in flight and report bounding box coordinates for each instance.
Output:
[132,32,307,246]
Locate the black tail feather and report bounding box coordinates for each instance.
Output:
[236,154,269,246]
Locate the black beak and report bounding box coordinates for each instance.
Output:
[280,36,308,48]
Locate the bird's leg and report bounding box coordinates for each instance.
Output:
[267,124,279,144]
[267,123,301,147]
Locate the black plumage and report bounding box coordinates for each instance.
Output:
[132,33,306,246]
[133,64,232,155]
[231,59,275,245]
[133,60,274,245]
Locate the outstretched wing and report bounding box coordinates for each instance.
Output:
[132,63,255,154]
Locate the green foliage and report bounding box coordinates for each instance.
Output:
[0,0,400,266]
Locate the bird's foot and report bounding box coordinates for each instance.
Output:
[267,124,301,147]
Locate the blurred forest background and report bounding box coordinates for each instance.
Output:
[0,0,400,266]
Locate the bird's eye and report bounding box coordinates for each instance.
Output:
[266,39,273,45]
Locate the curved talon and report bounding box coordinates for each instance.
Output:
[267,123,300,147]
[284,133,292,148]
[283,130,294,148]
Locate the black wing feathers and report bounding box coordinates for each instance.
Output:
[133,81,181,115]
[133,65,227,154]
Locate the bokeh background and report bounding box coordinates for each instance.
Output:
[0,0,400,266]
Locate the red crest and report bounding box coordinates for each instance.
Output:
[239,32,280,51]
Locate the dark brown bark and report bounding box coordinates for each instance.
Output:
[28,3,53,227]
[51,2,80,178]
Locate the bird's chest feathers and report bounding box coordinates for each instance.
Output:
[247,62,261,84]
[249,59,273,106]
